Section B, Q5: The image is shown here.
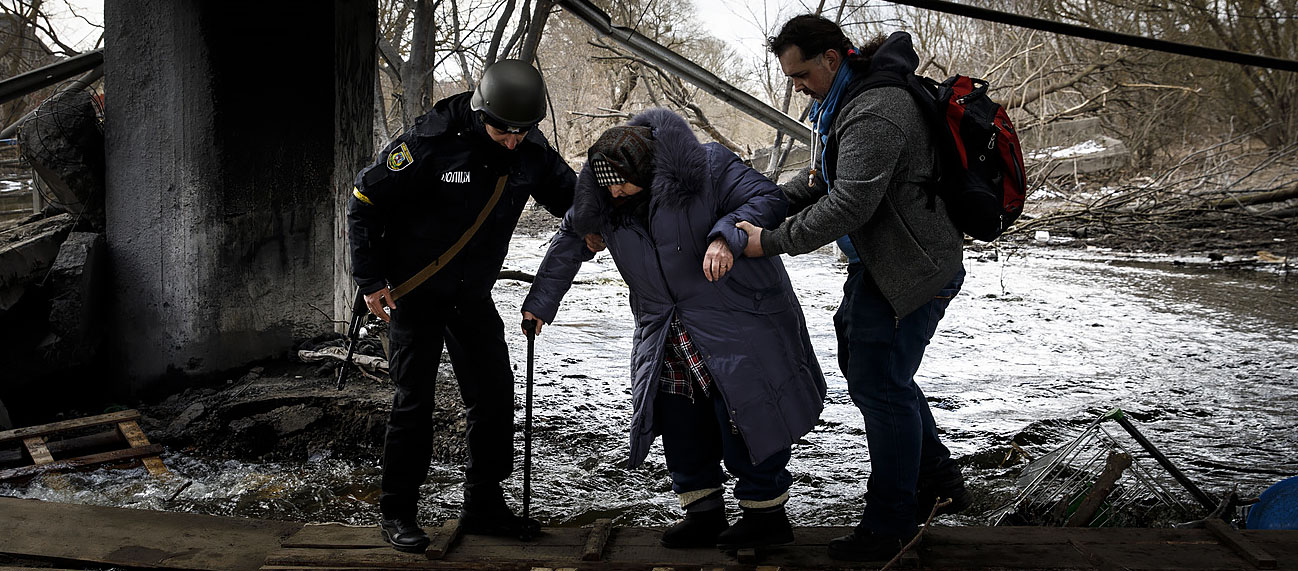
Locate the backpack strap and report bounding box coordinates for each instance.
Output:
[860,71,947,210]
[858,70,910,93]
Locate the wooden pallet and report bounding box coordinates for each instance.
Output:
[0,409,168,480]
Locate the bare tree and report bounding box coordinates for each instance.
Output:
[376,0,551,141]
[484,0,517,66]
[0,0,100,132]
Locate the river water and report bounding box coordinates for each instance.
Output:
[3,237,1296,529]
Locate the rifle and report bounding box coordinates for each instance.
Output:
[335,288,369,389]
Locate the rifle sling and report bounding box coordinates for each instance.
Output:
[390,175,509,300]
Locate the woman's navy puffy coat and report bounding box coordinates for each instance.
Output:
[523,109,826,468]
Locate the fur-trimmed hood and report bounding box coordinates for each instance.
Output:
[571,108,708,233]
[626,108,708,208]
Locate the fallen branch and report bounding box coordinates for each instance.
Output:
[569,109,633,120]
[881,498,952,571]
[1208,184,1298,209]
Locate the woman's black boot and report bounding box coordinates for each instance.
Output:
[716,502,794,549]
[661,489,729,548]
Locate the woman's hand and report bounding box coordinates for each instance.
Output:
[703,237,734,282]
[522,310,546,335]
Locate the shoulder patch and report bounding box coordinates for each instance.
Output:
[387,142,414,171]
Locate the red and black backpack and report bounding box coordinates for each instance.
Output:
[864,72,1027,242]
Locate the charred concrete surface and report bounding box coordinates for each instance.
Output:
[103,1,375,392]
[44,232,107,371]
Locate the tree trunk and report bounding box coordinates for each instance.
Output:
[500,0,531,60]
[485,0,517,67]
[1209,184,1298,210]
[519,0,554,64]
[449,0,475,90]
[399,0,437,129]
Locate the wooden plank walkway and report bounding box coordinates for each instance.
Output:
[1,497,1295,570]
[265,522,1298,570]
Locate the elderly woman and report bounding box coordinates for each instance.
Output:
[521,108,826,549]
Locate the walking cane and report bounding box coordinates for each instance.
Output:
[520,318,538,540]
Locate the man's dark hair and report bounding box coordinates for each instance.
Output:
[768,14,887,73]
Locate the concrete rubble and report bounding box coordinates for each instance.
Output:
[0,214,105,413]
[0,213,73,311]
[1021,117,1131,177]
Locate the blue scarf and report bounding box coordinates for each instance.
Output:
[807,64,860,263]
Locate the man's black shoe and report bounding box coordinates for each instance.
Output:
[916,467,973,521]
[916,479,973,521]
[660,507,729,548]
[827,529,907,562]
[716,504,794,550]
[379,517,430,553]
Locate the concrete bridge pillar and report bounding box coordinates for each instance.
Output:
[104,1,375,392]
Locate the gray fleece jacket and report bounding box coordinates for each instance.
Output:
[760,32,964,318]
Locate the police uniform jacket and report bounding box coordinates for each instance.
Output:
[348,92,576,302]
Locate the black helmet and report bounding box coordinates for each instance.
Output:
[470,60,547,130]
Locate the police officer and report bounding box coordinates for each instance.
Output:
[348,60,576,553]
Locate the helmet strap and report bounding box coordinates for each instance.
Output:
[479,111,530,134]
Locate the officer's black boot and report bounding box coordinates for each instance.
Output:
[716,501,794,550]
[379,515,430,553]
[660,489,728,548]
[460,482,541,537]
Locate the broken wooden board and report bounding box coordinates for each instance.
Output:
[0,497,302,571]
[0,444,163,480]
[116,419,169,476]
[580,518,612,561]
[0,409,140,443]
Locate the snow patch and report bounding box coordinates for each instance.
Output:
[1026,139,1109,161]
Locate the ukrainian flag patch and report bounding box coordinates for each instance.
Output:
[352,187,373,205]
[387,142,414,171]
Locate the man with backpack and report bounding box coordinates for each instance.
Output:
[348,60,576,552]
[736,16,972,561]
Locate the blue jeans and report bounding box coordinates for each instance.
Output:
[655,390,792,504]
[834,264,963,538]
